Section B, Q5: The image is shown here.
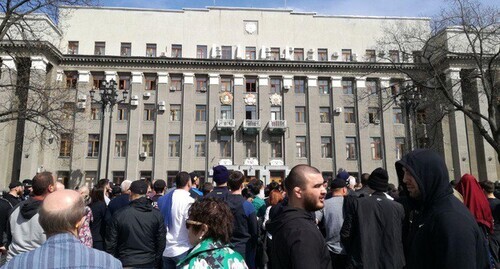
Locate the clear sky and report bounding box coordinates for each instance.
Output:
[100,0,498,17]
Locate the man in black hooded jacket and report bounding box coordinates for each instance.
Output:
[395,149,489,269]
[266,164,331,269]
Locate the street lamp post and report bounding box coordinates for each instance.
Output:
[394,84,422,151]
[90,79,128,181]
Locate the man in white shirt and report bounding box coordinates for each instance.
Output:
[157,172,194,269]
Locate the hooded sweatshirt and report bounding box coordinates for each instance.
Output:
[6,198,45,261]
[266,206,331,269]
[395,149,489,269]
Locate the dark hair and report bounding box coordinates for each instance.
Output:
[153,179,167,193]
[189,172,200,184]
[228,171,245,191]
[176,172,191,188]
[285,164,321,194]
[188,197,234,244]
[480,180,495,194]
[247,179,263,196]
[97,179,109,189]
[202,182,213,196]
[242,188,252,199]
[39,195,86,235]
[90,187,105,204]
[361,173,370,185]
[32,172,54,196]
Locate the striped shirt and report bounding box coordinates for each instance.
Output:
[2,233,122,269]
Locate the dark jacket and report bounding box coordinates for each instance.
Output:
[89,200,107,249]
[205,186,229,200]
[105,197,166,268]
[0,194,21,246]
[341,192,405,268]
[225,194,258,267]
[105,194,129,224]
[395,149,490,269]
[266,206,332,269]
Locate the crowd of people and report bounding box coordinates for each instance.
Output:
[0,148,498,268]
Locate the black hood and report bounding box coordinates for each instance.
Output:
[20,198,42,219]
[129,196,153,212]
[266,206,315,235]
[395,149,452,209]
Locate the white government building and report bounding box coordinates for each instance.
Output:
[0,6,498,188]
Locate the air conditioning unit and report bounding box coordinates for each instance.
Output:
[77,94,87,101]
[374,119,380,125]
[139,152,148,158]
[143,92,151,97]
[308,49,314,53]
[334,107,343,113]
[280,53,286,59]
[131,95,139,100]
[288,47,294,52]
[158,101,166,106]
[160,52,166,57]
[215,46,221,57]
[265,48,271,53]
[283,85,291,91]
[332,52,339,59]
[170,87,177,92]
[77,102,86,109]
[158,105,166,111]
[352,53,358,62]
[130,100,139,106]
[200,87,207,92]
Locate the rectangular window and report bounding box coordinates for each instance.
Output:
[391,81,402,96]
[270,78,282,94]
[195,135,206,157]
[393,108,403,124]
[197,45,208,59]
[321,137,332,158]
[318,49,328,61]
[295,106,306,123]
[59,134,72,157]
[245,46,256,60]
[62,102,74,119]
[293,48,304,61]
[320,107,331,123]
[368,107,380,124]
[220,135,232,158]
[296,136,307,158]
[270,106,281,120]
[117,104,129,121]
[145,75,157,91]
[112,171,125,184]
[170,76,183,91]
[346,137,357,160]
[270,47,280,60]
[144,104,156,121]
[246,78,257,92]
[270,136,283,158]
[115,134,127,157]
[68,41,79,54]
[170,104,181,121]
[119,75,130,91]
[171,44,182,57]
[366,49,376,62]
[344,107,356,123]
[221,105,232,119]
[94,42,105,55]
[92,73,105,90]
[342,49,352,61]
[417,109,427,124]
[294,78,306,93]
[196,77,208,92]
[366,80,378,95]
[318,78,330,94]
[142,134,154,157]
[169,135,180,157]
[395,138,405,160]
[342,79,354,94]
[245,106,257,120]
[146,43,157,57]
[221,46,232,59]
[90,104,101,120]
[121,42,131,56]
[244,136,257,158]
[220,77,233,92]
[389,50,400,63]
[371,137,383,160]
[65,73,77,89]
[196,105,206,121]
[87,134,100,157]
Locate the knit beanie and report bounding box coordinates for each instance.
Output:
[368,168,389,192]
[212,165,229,185]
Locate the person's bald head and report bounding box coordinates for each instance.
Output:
[285,164,321,194]
[39,190,86,237]
[55,182,65,191]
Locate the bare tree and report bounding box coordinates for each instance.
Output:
[378,0,500,161]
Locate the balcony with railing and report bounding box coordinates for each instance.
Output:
[217,119,235,134]
[267,120,287,135]
[243,119,260,135]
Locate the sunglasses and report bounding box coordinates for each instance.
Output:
[185,219,204,229]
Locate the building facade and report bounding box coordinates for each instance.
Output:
[0,6,497,188]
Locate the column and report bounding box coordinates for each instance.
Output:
[307,75,319,166]
[181,72,195,171]
[233,74,245,166]
[0,56,17,186]
[258,75,270,167]
[126,72,143,180]
[207,74,220,169]
[356,77,369,175]
[331,76,345,171]
[101,71,117,179]
[282,75,295,165]
[154,72,169,179]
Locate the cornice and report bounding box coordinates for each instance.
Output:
[0,41,63,63]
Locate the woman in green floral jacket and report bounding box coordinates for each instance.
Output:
[177,198,248,269]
